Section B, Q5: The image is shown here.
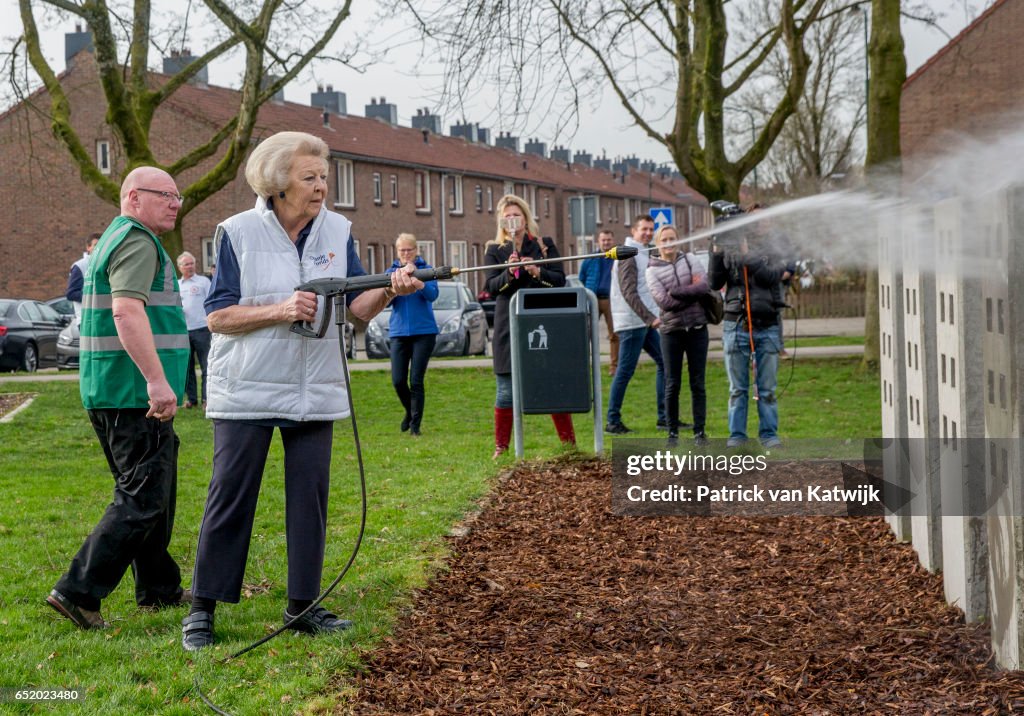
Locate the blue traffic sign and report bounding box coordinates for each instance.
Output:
[650,207,674,229]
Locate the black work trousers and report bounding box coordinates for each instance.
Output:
[661,326,710,434]
[55,409,182,610]
[191,419,333,603]
[390,333,436,431]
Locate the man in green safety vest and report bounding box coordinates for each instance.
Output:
[46,167,191,630]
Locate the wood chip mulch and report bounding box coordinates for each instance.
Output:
[0,392,33,419]
[348,457,1024,715]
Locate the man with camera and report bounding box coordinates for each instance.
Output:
[707,203,791,449]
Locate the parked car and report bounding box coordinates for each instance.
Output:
[0,298,71,372]
[57,320,80,370]
[478,290,496,328]
[46,296,76,319]
[365,281,489,359]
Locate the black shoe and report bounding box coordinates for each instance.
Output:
[283,605,353,635]
[678,421,694,430]
[656,421,669,431]
[694,432,710,447]
[666,430,679,448]
[46,589,108,630]
[410,427,421,436]
[605,422,632,435]
[181,610,214,651]
[400,415,411,432]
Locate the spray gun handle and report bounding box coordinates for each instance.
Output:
[289,266,457,338]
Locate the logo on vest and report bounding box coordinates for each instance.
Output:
[312,252,336,271]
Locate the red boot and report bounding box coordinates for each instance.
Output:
[551,413,576,447]
[493,407,513,459]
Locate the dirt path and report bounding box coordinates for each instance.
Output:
[349,457,1024,715]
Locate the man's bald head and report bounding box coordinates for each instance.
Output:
[120,167,182,234]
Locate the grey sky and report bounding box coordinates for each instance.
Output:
[0,0,987,166]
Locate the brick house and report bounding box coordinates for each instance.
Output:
[0,44,708,300]
[901,0,1024,177]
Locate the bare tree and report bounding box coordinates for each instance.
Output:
[400,0,834,203]
[11,0,357,255]
[753,2,866,196]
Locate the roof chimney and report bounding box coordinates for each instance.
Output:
[412,108,443,135]
[163,48,209,86]
[65,25,94,68]
[495,132,519,152]
[365,97,398,125]
[311,85,347,116]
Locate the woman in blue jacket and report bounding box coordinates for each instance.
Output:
[386,234,439,435]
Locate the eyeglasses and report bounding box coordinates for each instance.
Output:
[137,188,184,203]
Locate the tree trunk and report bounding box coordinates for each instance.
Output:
[861,0,905,371]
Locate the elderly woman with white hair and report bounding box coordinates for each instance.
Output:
[182,131,423,651]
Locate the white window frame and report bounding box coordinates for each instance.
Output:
[450,241,468,279]
[415,171,431,213]
[201,237,217,274]
[448,175,464,215]
[365,243,378,274]
[503,180,514,197]
[594,195,602,225]
[416,240,436,264]
[390,174,399,206]
[623,197,631,226]
[486,187,494,213]
[96,139,111,175]
[528,185,538,217]
[474,184,483,212]
[544,194,551,218]
[372,172,382,205]
[333,158,354,208]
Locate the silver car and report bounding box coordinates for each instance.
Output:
[365,281,489,359]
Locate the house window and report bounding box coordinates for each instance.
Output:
[528,185,537,217]
[544,194,550,218]
[201,237,216,274]
[474,185,483,212]
[594,195,602,225]
[623,198,631,226]
[390,174,399,206]
[503,181,514,197]
[415,171,431,212]
[450,241,468,275]
[96,139,111,175]
[365,244,378,274]
[487,187,494,212]
[448,175,464,214]
[333,158,354,208]
[417,240,436,265]
[372,172,382,205]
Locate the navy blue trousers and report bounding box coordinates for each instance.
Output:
[191,420,333,603]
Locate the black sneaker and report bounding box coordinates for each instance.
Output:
[605,422,632,435]
[181,610,214,651]
[283,605,353,635]
[656,421,669,431]
[678,421,694,430]
[694,432,710,447]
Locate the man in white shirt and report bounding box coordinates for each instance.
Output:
[177,252,212,408]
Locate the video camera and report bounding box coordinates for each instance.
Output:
[709,200,745,251]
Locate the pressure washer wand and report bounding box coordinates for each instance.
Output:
[290,245,639,338]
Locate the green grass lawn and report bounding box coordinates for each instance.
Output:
[0,357,879,714]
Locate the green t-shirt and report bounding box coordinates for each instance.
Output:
[108,229,159,303]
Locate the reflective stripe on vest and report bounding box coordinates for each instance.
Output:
[79,216,189,409]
